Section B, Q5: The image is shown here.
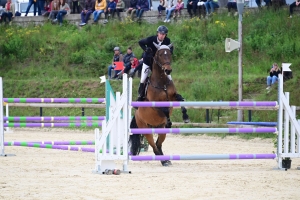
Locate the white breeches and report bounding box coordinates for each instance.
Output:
[140,63,172,83]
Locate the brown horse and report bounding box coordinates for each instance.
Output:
[129,43,189,166]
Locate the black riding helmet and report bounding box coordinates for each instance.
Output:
[157,25,168,35]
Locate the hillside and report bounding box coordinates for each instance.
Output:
[0,8,299,125]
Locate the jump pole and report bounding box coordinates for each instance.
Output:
[130,154,277,161]
[130,127,277,134]
[4,116,105,122]
[4,122,102,127]
[5,141,95,145]
[3,98,105,103]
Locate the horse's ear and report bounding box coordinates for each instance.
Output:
[153,42,160,49]
[168,44,173,49]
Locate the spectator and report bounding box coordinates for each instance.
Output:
[227,0,237,16]
[129,53,144,78]
[93,0,106,23]
[197,0,206,19]
[163,0,176,22]
[173,0,184,18]
[1,0,15,24]
[187,0,198,18]
[205,0,219,17]
[266,63,281,90]
[115,0,125,20]
[289,0,300,18]
[39,0,46,14]
[73,0,80,13]
[108,47,124,79]
[25,0,41,16]
[52,0,70,26]
[48,0,59,20]
[136,0,149,21]
[79,0,95,26]
[122,47,135,74]
[104,0,116,23]
[42,0,52,16]
[157,0,167,17]
[126,0,137,19]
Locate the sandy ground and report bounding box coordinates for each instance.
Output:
[1,128,300,200]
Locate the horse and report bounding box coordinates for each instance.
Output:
[129,43,189,166]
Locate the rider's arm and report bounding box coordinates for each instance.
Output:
[138,37,149,51]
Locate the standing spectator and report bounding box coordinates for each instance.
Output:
[136,0,149,21]
[49,0,60,20]
[115,0,125,20]
[39,0,46,14]
[227,0,237,16]
[187,0,198,18]
[52,0,70,26]
[93,0,106,23]
[163,0,177,22]
[79,0,95,26]
[25,0,41,16]
[104,0,116,23]
[289,0,300,18]
[157,0,167,17]
[1,0,15,24]
[73,0,80,13]
[126,0,137,19]
[266,63,281,90]
[173,0,184,18]
[205,0,219,17]
[122,47,135,74]
[107,47,124,79]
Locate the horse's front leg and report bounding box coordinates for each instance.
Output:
[156,135,172,166]
[143,134,161,156]
[175,93,190,123]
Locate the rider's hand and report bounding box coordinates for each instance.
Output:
[145,47,152,54]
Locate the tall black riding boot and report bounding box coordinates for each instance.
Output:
[136,83,145,101]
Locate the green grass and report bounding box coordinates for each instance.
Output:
[0,8,299,139]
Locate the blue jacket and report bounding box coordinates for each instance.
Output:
[107,1,116,10]
[136,0,149,11]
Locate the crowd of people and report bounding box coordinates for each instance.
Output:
[2,0,299,25]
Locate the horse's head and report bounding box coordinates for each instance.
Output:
[153,43,173,75]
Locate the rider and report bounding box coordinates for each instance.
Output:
[132,25,177,102]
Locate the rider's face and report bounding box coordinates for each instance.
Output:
[157,32,166,41]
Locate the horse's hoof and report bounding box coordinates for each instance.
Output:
[184,119,190,123]
[161,160,172,166]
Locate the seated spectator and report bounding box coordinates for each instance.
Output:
[289,0,300,18]
[104,0,116,23]
[136,0,149,21]
[173,0,184,18]
[72,0,80,14]
[157,0,167,17]
[108,47,124,79]
[93,0,106,23]
[42,0,53,16]
[48,0,60,20]
[116,0,125,20]
[197,0,206,19]
[205,0,219,16]
[126,0,137,19]
[187,0,198,18]
[52,0,70,26]
[266,63,281,90]
[1,0,15,24]
[163,0,176,22]
[227,0,237,16]
[129,52,144,78]
[122,47,135,74]
[0,7,5,22]
[25,0,41,16]
[79,0,95,26]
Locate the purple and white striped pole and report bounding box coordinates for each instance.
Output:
[4,122,102,127]
[130,154,277,161]
[131,101,278,107]
[4,116,105,122]
[5,141,95,145]
[130,127,277,134]
[3,98,105,103]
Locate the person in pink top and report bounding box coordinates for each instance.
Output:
[173,0,184,18]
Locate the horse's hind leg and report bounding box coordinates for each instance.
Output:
[156,135,172,166]
[144,134,161,157]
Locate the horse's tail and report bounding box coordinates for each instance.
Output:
[129,116,142,155]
